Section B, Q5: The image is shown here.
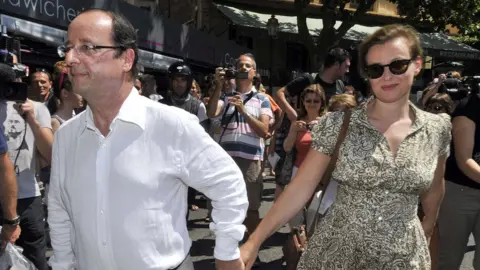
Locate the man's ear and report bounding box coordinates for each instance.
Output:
[123,48,135,74]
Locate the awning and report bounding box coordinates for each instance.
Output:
[421,33,480,60]
[215,4,380,41]
[216,4,480,60]
[0,14,183,71]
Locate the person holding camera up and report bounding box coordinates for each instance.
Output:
[0,126,21,249]
[207,53,272,239]
[0,63,53,270]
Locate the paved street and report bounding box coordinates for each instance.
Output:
[188,176,477,270]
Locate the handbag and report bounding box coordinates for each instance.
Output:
[282,110,352,270]
[278,148,296,186]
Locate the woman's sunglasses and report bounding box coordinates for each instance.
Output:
[427,103,445,112]
[365,59,413,79]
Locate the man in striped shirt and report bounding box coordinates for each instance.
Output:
[207,53,272,236]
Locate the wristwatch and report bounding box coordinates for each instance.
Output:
[3,215,20,226]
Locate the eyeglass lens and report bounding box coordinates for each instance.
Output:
[365,59,412,79]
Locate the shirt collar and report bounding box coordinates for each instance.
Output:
[356,97,426,134]
[239,86,257,96]
[82,87,146,134]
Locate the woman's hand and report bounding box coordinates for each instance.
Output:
[291,120,307,132]
[240,240,260,270]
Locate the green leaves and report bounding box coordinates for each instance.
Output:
[392,0,480,31]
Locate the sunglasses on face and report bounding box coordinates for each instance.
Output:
[304,99,321,104]
[427,103,445,112]
[365,59,414,79]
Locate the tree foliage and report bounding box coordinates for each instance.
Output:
[394,0,480,31]
[296,0,480,71]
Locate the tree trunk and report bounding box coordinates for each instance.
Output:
[313,29,338,72]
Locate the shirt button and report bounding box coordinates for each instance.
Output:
[100,210,104,214]
[103,241,107,246]
[378,216,383,221]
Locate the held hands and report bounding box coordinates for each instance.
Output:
[240,241,260,270]
[215,258,245,270]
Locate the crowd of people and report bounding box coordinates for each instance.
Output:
[0,8,479,270]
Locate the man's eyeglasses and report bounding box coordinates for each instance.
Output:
[57,44,125,58]
[365,59,414,79]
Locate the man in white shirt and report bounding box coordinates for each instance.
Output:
[48,9,247,270]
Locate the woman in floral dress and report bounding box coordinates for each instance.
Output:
[240,24,451,270]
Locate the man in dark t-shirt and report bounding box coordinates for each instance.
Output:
[275,47,350,121]
[439,93,480,269]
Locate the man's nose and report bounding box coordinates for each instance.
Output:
[65,50,79,66]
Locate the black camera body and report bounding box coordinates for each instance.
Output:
[224,67,249,80]
[0,24,28,102]
[0,82,28,102]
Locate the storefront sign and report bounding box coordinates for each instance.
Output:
[1,0,249,67]
[424,49,480,61]
[1,0,87,28]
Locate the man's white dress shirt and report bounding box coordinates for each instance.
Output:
[48,88,248,270]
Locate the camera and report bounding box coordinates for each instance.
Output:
[0,82,28,102]
[224,67,249,80]
[462,76,480,95]
[0,24,28,101]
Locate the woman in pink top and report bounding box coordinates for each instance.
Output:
[283,84,327,172]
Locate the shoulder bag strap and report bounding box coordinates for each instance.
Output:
[307,109,352,237]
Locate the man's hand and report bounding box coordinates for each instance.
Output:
[230,95,246,115]
[16,99,36,123]
[0,224,21,250]
[215,67,226,87]
[240,240,260,270]
[215,258,245,270]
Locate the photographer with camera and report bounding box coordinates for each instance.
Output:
[0,126,21,249]
[0,63,53,270]
[207,53,272,237]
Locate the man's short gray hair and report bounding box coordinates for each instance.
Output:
[237,53,257,70]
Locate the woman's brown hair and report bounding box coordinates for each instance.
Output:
[425,93,455,115]
[298,84,327,119]
[328,94,357,112]
[358,24,423,78]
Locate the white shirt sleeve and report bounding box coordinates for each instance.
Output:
[197,102,208,122]
[48,133,76,270]
[177,113,248,261]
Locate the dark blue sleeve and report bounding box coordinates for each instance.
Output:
[0,126,7,155]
